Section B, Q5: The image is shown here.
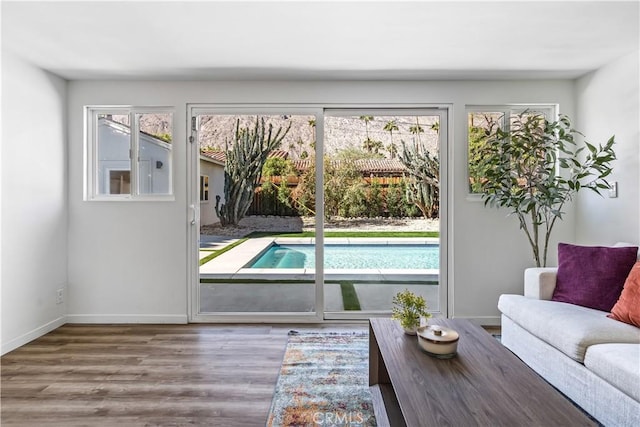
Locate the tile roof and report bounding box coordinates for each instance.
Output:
[200,149,226,164]
[293,158,406,174]
[200,149,290,164]
[199,150,407,175]
[354,159,407,174]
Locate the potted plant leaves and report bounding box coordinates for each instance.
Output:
[391,289,432,335]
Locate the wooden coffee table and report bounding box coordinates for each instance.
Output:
[369,318,597,427]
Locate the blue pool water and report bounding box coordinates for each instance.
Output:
[248,244,439,269]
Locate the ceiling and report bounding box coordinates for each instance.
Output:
[2,0,638,81]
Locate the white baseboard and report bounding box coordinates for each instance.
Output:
[1,316,67,355]
[65,314,188,324]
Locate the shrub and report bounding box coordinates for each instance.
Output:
[339,183,369,218]
[367,179,384,217]
[386,181,404,217]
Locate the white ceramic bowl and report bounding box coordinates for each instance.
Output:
[416,325,459,358]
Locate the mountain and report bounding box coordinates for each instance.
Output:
[130,113,440,159]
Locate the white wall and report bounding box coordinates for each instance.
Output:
[67,79,575,325]
[200,159,224,226]
[1,52,68,354]
[575,51,640,246]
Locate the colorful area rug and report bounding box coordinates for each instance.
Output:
[267,331,377,426]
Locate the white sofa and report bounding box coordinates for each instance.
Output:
[498,268,640,427]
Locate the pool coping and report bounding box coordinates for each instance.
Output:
[199,237,440,282]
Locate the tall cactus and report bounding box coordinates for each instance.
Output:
[400,140,439,218]
[215,117,291,226]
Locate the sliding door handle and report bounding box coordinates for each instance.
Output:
[189,205,198,226]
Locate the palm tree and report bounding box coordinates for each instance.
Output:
[360,115,374,139]
[362,137,375,153]
[383,119,399,158]
[371,139,384,155]
[308,118,316,155]
[409,117,424,144]
[386,142,398,159]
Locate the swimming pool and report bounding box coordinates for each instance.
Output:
[247,244,439,269]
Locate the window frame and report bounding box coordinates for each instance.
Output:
[84,106,175,201]
[200,175,209,202]
[465,104,557,198]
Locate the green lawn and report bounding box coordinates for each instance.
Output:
[339,281,361,310]
[199,237,249,266]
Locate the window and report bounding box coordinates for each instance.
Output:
[467,105,556,194]
[200,175,209,202]
[108,170,131,194]
[86,107,174,200]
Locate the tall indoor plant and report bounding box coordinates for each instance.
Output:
[477,112,616,267]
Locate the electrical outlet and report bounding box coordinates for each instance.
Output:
[56,289,64,304]
[608,181,618,198]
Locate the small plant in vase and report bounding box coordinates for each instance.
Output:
[391,289,432,335]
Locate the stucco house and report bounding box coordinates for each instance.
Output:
[97,116,172,195]
[199,149,225,226]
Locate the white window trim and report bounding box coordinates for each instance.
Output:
[84,106,175,201]
[465,104,558,200]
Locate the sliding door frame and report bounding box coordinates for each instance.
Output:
[187,104,324,323]
[187,103,452,323]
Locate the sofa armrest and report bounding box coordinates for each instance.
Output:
[524,267,558,300]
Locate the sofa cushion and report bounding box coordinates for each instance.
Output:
[584,343,640,402]
[609,261,640,327]
[498,294,640,362]
[552,243,638,312]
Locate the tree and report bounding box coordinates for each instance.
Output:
[325,159,362,218]
[383,120,399,158]
[308,118,316,144]
[340,182,369,218]
[287,158,316,216]
[400,140,439,218]
[386,142,398,159]
[478,112,616,267]
[260,157,296,216]
[370,139,384,155]
[215,117,291,226]
[360,115,374,139]
[468,113,501,193]
[360,115,375,152]
[367,179,384,217]
[307,119,316,157]
[336,146,383,161]
[262,157,296,178]
[386,181,404,217]
[409,117,424,144]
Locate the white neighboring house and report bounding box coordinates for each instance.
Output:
[199,149,225,226]
[98,117,172,195]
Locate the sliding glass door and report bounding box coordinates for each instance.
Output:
[322,109,447,319]
[188,105,447,322]
[189,107,323,322]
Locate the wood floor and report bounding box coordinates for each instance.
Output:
[1,324,363,426]
[1,323,498,426]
